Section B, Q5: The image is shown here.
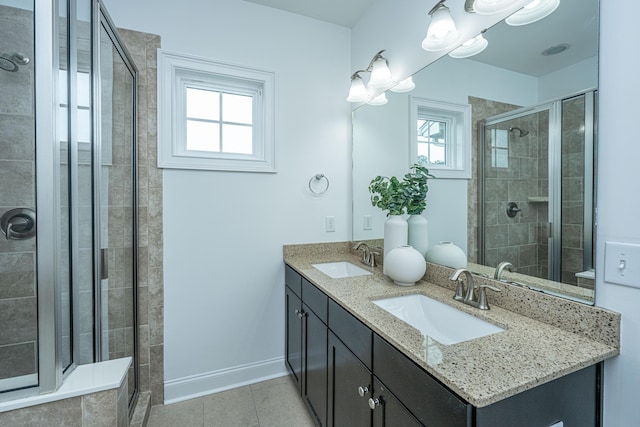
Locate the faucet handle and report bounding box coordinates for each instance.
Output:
[477,284,501,310]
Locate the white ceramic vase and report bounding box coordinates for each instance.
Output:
[385,245,427,286]
[383,215,408,275]
[425,241,467,269]
[407,214,429,258]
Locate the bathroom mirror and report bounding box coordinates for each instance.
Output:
[352,0,598,304]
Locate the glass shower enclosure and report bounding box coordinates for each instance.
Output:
[479,91,597,287]
[0,0,139,412]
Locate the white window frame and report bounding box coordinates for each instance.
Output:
[158,49,276,172]
[410,97,471,179]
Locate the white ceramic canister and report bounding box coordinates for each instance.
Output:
[383,215,408,274]
[425,241,467,269]
[384,245,427,286]
[407,214,429,258]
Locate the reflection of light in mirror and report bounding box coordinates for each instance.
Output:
[472,0,518,15]
[506,0,560,26]
[368,93,388,106]
[449,32,489,58]
[390,76,415,93]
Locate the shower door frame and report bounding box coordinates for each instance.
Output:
[92,0,139,411]
[478,89,597,284]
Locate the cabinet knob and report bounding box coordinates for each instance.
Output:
[294,308,305,318]
[357,386,369,397]
[368,397,381,410]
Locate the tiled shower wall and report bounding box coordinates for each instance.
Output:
[560,96,586,285]
[119,29,165,406]
[0,5,37,383]
[467,96,519,264]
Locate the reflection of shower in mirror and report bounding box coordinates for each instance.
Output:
[508,126,529,137]
[0,52,30,72]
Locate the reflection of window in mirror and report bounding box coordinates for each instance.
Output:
[490,129,509,168]
[410,97,471,179]
[417,117,448,165]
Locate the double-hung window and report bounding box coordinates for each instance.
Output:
[159,50,276,172]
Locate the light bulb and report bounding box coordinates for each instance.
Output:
[346,75,368,103]
[422,4,461,52]
[368,57,394,89]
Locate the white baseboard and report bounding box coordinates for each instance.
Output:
[164,357,288,404]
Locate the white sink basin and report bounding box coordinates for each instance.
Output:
[312,262,372,279]
[373,294,504,345]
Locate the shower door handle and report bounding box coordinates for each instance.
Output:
[100,248,109,280]
[0,208,36,240]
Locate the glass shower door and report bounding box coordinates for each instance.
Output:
[0,0,39,394]
[481,108,551,279]
[97,17,137,405]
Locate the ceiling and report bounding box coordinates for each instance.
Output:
[243,0,598,78]
[243,0,376,28]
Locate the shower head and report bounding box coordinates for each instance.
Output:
[0,53,30,72]
[509,127,529,137]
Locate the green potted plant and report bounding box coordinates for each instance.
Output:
[368,175,407,216]
[368,164,435,272]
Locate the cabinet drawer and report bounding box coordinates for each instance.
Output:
[329,299,372,369]
[302,278,327,324]
[373,334,471,427]
[285,264,302,298]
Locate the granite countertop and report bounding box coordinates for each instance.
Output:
[283,242,620,408]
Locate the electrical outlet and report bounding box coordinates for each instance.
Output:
[363,215,372,230]
[325,216,335,232]
[604,241,640,289]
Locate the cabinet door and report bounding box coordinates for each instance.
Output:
[371,377,422,427]
[303,303,328,426]
[285,285,303,392]
[475,364,599,427]
[327,332,372,427]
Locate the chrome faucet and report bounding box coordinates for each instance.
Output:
[494,261,515,281]
[450,268,501,310]
[353,242,379,267]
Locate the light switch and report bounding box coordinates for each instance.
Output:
[325,216,335,232]
[604,241,640,289]
[363,215,372,230]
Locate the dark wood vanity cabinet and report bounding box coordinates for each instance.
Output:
[285,263,600,427]
[285,265,328,426]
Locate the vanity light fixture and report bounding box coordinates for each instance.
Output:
[448,31,488,58]
[465,0,518,15]
[422,0,462,52]
[505,0,560,26]
[347,50,401,103]
[368,53,394,88]
[390,76,416,93]
[347,73,369,103]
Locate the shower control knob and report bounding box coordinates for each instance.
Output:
[506,202,521,218]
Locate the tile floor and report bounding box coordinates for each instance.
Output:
[147,376,316,427]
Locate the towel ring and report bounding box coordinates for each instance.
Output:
[309,174,330,195]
